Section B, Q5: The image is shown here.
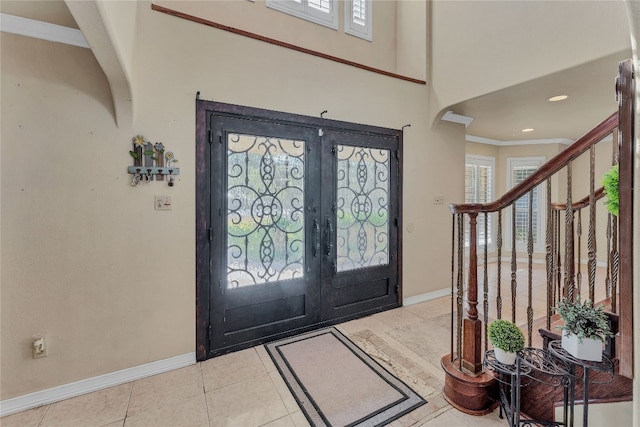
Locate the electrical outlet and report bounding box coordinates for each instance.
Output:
[155,196,172,210]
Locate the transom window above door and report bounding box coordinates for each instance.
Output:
[265,0,372,40]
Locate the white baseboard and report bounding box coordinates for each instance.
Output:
[403,288,451,306]
[0,352,196,417]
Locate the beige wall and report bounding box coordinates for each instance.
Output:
[0,1,462,400]
[97,0,137,83]
[153,0,427,81]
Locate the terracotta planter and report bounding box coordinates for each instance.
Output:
[561,331,603,361]
[494,347,517,365]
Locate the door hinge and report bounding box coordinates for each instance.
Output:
[218,131,223,144]
[208,324,212,343]
[395,150,401,160]
[395,284,399,294]
[208,227,213,241]
[331,146,336,156]
[394,217,399,227]
[208,129,213,144]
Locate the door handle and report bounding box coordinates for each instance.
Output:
[325,218,333,256]
[312,219,320,257]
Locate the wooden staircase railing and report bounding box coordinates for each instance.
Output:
[441,59,635,415]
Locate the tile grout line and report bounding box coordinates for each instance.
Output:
[198,362,214,426]
[35,403,51,427]
[121,381,135,425]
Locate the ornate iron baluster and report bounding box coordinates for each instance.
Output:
[483,212,489,352]
[511,204,517,323]
[545,179,553,330]
[527,189,534,346]
[587,145,597,302]
[576,210,582,300]
[496,210,503,320]
[608,128,619,312]
[555,210,562,306]
[605,210,612,299]
[611,216,619,313]
[565,161,575,301]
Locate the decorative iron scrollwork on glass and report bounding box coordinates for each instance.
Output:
[226,133,305,288]
[336,145,389,272]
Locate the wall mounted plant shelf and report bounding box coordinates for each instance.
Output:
[128,135,179,186]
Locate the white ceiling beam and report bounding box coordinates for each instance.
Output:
[0,13,89,48]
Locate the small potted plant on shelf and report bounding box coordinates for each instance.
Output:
[555,297,613,362]
[488,319,525,365]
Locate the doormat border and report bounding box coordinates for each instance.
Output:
[264,327,426,427]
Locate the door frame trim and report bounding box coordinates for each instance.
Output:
[195,99,403,361]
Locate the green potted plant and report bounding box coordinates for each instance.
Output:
[555,297,614,361]
[488,319,525,365]
[602,164,619,216]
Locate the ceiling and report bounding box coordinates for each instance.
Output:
[1,1,632,144]
[451,50,631,142]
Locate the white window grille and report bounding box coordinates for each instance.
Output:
[506,157,546,252]
[465,155,495,249]
[345,0,372,41]
[267,0,338,30]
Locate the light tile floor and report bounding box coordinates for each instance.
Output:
[2,297,506,427]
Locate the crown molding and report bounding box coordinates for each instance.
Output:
[0,13,89,48]
[466,134,574,146]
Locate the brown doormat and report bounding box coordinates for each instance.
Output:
[265,327,426,426]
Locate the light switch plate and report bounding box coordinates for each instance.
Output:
[155,195,172,210]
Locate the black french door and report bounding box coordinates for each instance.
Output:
[196,101,402,359]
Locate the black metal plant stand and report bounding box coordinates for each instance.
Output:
[485,348,571,427]
[485,350,529,427]
[547,341,614,427]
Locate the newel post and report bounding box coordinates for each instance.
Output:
[442,210,496,415]
[463,213,483,373]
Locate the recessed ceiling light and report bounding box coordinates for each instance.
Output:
[548,95,569,102]
[522,128,535,133]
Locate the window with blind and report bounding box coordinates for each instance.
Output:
[465,155,494,248]
[266,0,338,29]
[345,0,372,40]
[507,157,545,252]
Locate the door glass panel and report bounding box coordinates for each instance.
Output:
[227,133,305,288]
[336,145,390,272]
